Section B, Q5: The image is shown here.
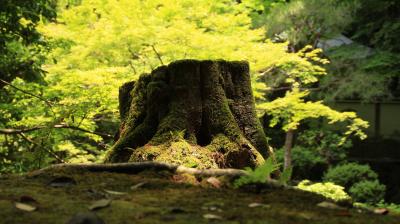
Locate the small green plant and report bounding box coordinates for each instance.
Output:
[297,180,351,203]
[349,180,386,204]
[278,165,293,185]
[323,162,386,203]
[169,130,186,142]
[376,201,400,214]
[234,157,280,188]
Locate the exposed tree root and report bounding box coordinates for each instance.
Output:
[28,161,290,189]
[30,161,247,177]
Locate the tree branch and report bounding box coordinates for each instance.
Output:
[0,124,113,138]
[266,86,322,92]
[18,133,65,163]
[151,45,164,65]
[0,79,54,107]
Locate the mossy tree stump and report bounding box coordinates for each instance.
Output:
[105,60,269,168]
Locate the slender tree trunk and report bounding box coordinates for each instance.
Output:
[283,129,294,171]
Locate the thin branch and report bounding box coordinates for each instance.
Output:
[1,126,43,134]
[128,61,137,75]
[0,124,113,138]
[257,66,276,76]
[151,45,164,65]
[0,79,54,107]
[19,133,65,163]
[265,86,322,92]
[77,112,87,127]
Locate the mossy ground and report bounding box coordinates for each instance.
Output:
[0,170,399,224]
[131,140,218,169]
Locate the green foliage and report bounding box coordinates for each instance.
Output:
[256,43,368,144]
[0,0,392,175]
[323,162,386,203]
[265,0,358,48]
[276,146,324,180]
[256,45,368,165]
[278,165,292,185]
[347,0,400,52]
[259,88,368,142]
[349,180,386,204]
[234,157,279,188]
[323,162,378,189]
[376,201,400,214]
[314,0,400,102]
[275,128,355,180]
[260,0,400,103]
[0,0,57,85]
[240,0,286,28]
[297,129,351,163]
[297,180,351,203]
[1,0,341,172]
[318,44,400,102]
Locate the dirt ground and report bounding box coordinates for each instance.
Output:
[0,169,399,224]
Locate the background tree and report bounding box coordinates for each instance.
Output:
[0,0,56,88]
[256,46,368,171]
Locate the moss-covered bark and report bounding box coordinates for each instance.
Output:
[105,60,269,168]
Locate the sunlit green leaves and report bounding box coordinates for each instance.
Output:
[258,88,368,144]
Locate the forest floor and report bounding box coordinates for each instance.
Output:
[0,169,399,224]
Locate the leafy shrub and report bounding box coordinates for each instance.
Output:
[297,180,351,202]
[323,162,386,203]
[323,162,378,189]
[349,180,386,203]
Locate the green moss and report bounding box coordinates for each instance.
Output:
[130,140,218,169]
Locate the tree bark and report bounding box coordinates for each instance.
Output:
[283,129,294,171]
[105,60,269,169]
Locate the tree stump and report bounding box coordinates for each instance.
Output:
[105,60,269,168]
